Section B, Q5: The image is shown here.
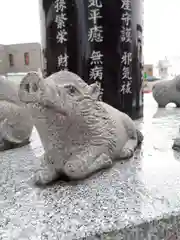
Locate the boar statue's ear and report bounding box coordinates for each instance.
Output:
[18,71,44,103]
[88,82,101,100]
[176,75,180,92]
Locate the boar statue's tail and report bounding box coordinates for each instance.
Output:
[136,129,144,146]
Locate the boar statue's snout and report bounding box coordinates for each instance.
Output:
[18,71,43,103]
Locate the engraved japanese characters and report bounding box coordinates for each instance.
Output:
[88,0,104,99]
[152,75,180,107]
[0,76,33,151]
[18,70,143,185]
[120,0,133,95]
[54,0,68,70]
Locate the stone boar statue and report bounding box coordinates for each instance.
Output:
[0,76,33,151]
[18,70,143,185]
[152,75,180,107]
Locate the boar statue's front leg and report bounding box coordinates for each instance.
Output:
[34,153,66,186]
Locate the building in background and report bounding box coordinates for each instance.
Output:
[0,42,42,75]
[156,58,171,79]
[0,44,8,74]
[144,64,153,77]
[164,55,180,78]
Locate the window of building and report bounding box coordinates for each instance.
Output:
[9,54,14,67]
[24,52,30,65]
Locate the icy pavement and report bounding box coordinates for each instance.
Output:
[1,94,180,240]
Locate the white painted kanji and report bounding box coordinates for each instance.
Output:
[121,52,132,65]
[54,0,66,13]
[58,53,69,68]
[121,12,131,26]
[55,13,67,29]
[88,0,102,8]
[89,66,103,80]
[121,0,131,11]
[120,83,126,94]
[120,27,132,43]
[125,81,132,93]
[122,66,132,80]
[88,9,102,25]
[56,29,68,43]
[87,0,104,84]
[120,81,132,94]
[88,25,103,42]
[90,50,103,65]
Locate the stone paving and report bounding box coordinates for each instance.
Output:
[1,94,180,239]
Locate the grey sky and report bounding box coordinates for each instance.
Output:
[0,0,40,44]
[0,0,179,64]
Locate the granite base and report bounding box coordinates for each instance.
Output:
[1,94,180,240]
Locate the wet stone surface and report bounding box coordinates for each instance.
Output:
[1,94,180,239]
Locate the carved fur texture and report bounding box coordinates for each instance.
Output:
[152,75,180,107]
[0,76,33,151]
[18,70,143,185]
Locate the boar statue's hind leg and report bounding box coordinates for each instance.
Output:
[119,129,143,159]
[64,152,113,180]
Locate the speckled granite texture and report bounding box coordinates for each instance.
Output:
[1,94,180,240]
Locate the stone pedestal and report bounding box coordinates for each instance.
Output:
[39,0,144,119]
[1,94,180,239]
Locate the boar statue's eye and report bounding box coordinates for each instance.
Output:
[65,85,78,95]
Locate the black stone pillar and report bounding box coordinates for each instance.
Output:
[39,0,144,119]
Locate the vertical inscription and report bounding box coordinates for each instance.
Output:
[54,0,69,70]
[88,0,104,100]
[120,0,132,95]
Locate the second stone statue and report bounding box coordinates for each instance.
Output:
[0,76,33,151]
[152,75,180,107]
[18,70,143,185]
